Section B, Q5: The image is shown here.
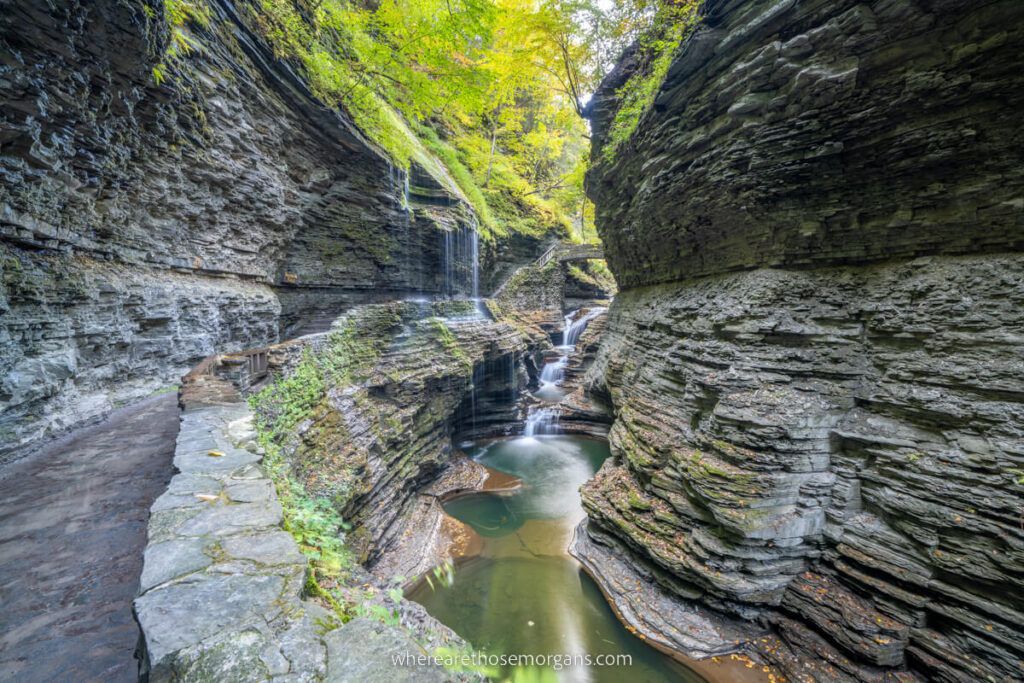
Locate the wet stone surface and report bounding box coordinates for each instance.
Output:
[134,397,475,682]
[0,394,179,682]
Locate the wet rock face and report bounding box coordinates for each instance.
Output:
[251,301,529,570]
[588,0,1024,290]
[583,1,1024,681]
[0,0,483,461]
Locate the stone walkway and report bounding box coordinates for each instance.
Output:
[130,391,472,681]
[0,394,179,683]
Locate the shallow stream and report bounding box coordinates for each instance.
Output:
[408,435,703,682]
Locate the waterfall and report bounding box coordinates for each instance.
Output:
[470,226,480,301]
[525,306,606,433]
[443,230,453,296]
[524,407,559,437]
[539,354,568,385]
[534,352,569,402]
[561,311,576,347]
[399,169,416,296]
[388,164,441,300]
[439,223,481,303]
[563,307,606,348]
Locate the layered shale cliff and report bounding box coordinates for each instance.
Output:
[0,0,521,464]
[580,1,1024,682]
[248,301,529,571]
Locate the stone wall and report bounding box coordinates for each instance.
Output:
[582,1,1024,681]
[134,387,472,681]
[0,0,491,462]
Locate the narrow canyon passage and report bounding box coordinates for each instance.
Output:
[410,312,763,683]
[2,0,1022,681]
[408,312,681,679]
[0,395,178,682]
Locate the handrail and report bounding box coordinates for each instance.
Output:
[491,240,604,299]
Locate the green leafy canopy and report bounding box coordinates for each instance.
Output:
[164,0,691,242]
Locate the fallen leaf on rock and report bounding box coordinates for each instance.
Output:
[208,450,225,457]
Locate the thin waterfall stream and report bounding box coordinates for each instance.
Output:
[409,307,703,682]
[435,220,486,318]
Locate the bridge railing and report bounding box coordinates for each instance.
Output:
[491,240,604,298]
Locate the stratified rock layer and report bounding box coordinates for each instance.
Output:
[0,0,540,463]
[250,301,529,570]
[582,1,1024,681]
[589,0,1024,290]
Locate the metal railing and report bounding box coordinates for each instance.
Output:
[246,350,268,379]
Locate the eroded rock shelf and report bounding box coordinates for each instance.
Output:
[581,1,1024,681]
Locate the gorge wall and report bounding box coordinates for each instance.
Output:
[582,1,1024,682]
[249,301,529,569]
[0,0,537,464]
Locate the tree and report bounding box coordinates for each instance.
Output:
[245,0,680,242]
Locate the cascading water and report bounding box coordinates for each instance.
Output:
[563,307,606,347]
[523,407,559,437]
[525,306,606,429]
[560,311,575,347]
[470,224,480,301]
[539,355,567,384]
[534,352,568,402]
[398,169,418,295]
[390,162,483,307]
[443,230,454,297]
[439,223,482,309]
[412,303,694,681]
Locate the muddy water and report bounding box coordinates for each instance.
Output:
[408,436,704,682]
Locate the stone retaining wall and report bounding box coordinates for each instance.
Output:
[133,393,469,681]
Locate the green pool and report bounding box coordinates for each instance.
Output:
[408,436,703,682]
